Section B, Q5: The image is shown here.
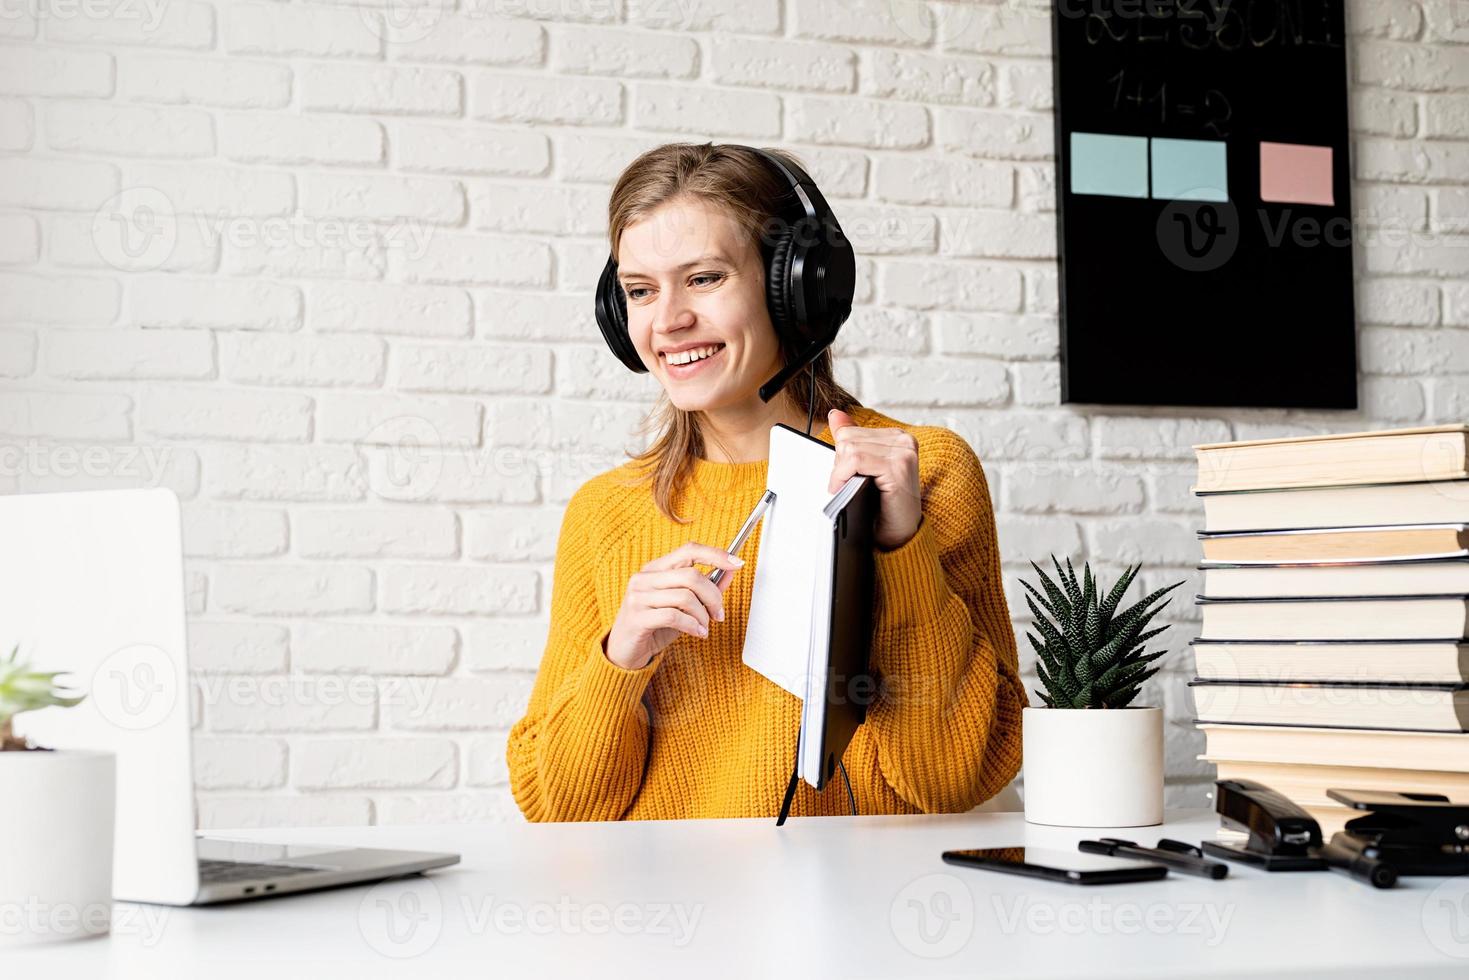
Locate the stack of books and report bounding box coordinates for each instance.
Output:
[1188,424,1469,834]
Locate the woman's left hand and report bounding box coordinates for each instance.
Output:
[825,408,922,552]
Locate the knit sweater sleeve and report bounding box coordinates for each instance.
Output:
[505,482,666,822]
[851,428,1027,813]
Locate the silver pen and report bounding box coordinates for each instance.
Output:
[709,489,775,586]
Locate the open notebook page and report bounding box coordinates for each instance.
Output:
[741,424,838,700]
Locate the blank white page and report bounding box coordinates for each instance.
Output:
[742,424,836,700]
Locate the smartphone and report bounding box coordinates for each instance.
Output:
[942,847,1169,885]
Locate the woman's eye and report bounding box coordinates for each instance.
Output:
[626,287,651,301]
[691,273,724,287]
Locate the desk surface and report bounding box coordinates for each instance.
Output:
[11,808,1469,978]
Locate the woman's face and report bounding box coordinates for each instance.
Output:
[615,195,782,413]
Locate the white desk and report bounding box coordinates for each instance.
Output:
[11,809,1468,978]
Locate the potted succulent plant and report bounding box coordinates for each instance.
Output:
[0,645,116,946]
[1020,558,1183,827]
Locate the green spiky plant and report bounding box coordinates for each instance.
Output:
[1022,557,1184,710]
[0,644,85,751]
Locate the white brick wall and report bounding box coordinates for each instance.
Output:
[1,0,1462,825]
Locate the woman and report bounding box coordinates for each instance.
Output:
[505,142,1025,821]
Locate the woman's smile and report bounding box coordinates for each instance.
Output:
[662,342,727,380]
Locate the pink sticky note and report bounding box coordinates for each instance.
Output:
[1259,141,1334,206]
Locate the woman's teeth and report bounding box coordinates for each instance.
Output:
[665,344,724,365]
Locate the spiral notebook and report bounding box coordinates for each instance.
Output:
[741,423,879,790]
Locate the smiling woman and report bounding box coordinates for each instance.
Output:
[505,143,1025,822]
[601,142,864,511]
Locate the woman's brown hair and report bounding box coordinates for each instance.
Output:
[606,142,862,524]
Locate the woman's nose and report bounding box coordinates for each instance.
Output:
[652,289,696,334]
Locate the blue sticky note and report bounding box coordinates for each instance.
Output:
[1069,132,1149,199]
[1150,137,1228,202]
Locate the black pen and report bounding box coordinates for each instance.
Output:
[1078,838,1230,879]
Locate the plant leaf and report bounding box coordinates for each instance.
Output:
[1099,562,1141,626]
[1030,559,1072,620]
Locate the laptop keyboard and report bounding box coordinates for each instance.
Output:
[198,859,322,883]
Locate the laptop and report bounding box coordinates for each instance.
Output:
[0,487,460,905]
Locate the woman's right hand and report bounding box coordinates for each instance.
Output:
[603,542,746,671]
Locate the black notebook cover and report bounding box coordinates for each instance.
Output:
[806,475,880,791]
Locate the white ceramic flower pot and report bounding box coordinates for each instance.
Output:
[0,749,116,946]
[1022,706,1163,827]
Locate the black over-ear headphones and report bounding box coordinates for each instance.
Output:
[594,145,856,404]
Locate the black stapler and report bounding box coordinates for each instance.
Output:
[1200,779,1398,888]
[1201,778,1329,871]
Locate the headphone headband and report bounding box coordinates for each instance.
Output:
[750,149,837,241]
[594,143,856,404]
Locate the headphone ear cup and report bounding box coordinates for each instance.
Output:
[595,256,646,373]
[802,218,854,338]
[764,227,796,342]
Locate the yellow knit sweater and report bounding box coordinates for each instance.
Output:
[506,405,1026,821]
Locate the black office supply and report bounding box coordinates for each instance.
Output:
[775,464,879,826]
[1201,778,1325,870]
[800,474,880,784]
[1080,838,1229,879]
[943,847,1169,886]
[1326,789,1469,877]
[1201,779,1396,887]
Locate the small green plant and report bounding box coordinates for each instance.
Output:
[1021,557,1183,709]
[0,644,85,751]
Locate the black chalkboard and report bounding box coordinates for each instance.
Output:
[1051,0,1357,409]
